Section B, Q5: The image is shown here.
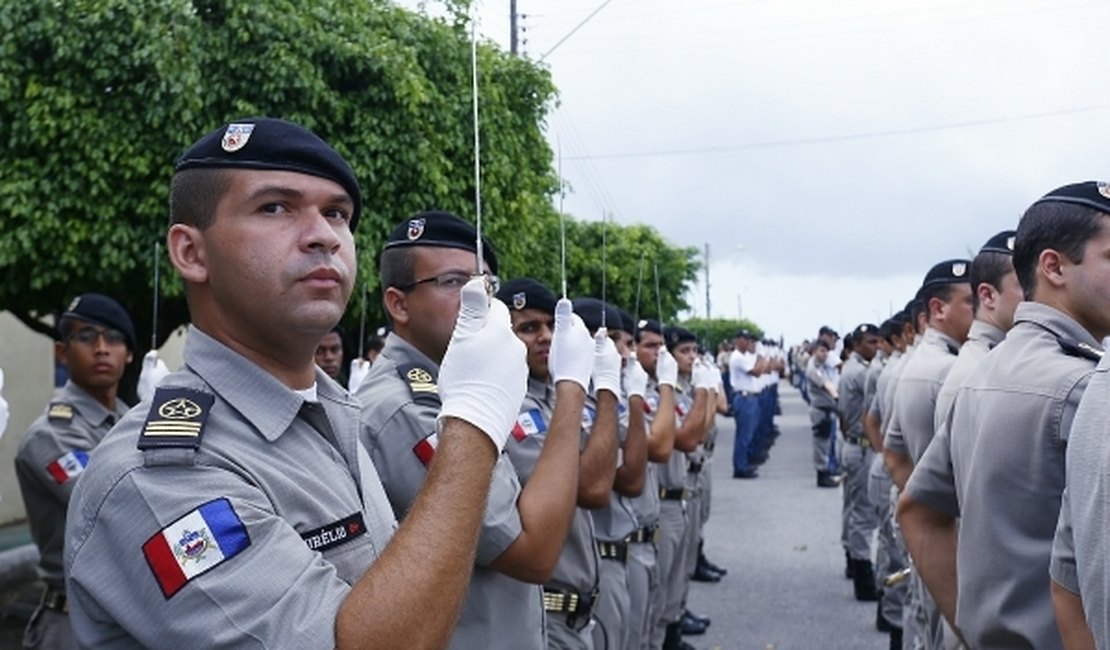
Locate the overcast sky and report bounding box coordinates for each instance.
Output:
[400,0,1110,343]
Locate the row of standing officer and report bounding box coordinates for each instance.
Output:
[12,117,730,649]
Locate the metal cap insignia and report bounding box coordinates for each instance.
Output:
[407,218,426,241]
[221,123,255,153]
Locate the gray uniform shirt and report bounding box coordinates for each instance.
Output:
[887,328,960,462]
[837,352,870,439]
[862,350,887,415]
[65,326,397,648]
[15,381,130,589]
[806,357,838,425]
[949,302,1098,650]
[356,333,543,650]
[628,379,662,528]
[656,377,689,491]
[506,376,601,596]
[878,347,911,435]
[591,392,638,543]
[905,319,1005,518]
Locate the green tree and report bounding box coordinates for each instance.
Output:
[680,317,765,350]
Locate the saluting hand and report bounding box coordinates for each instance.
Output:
[549,298,594,392]
[591,328,623,397]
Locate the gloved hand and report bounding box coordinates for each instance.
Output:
[622,356,648,399]
[656,348,678,388]
[549,298,594,392]
[137,350,171,402]
[693,360,718,391]
[591,328,622,397]
[438,276,528,451]
[0,369,8,440]
[347,358,370,394]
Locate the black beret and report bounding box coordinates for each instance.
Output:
[734,328,756,340]
[979,229,1017,255]
[1034,181,1110,215]
[572,298,621,333]
[176,117,362,230]
[637,319,663,338]
[495,278,556,314]
[61,293,136,350]
[616,308,635,336]
[921,259,972,289]
[384,210,499,276]
[664,326,698,350]
[853,323,880,337]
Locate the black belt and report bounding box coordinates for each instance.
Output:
[41,586,67,614]
[704,441,715,452]
[844,436,871,449]
[735,390,754,397]
[627,525,659,544]
[597,540,629,563]
[687,460,703,474]
[659,487,687,501]
[543,587,599,631]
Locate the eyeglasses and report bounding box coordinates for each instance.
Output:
[67,326,128,347]
[398,271,500,295]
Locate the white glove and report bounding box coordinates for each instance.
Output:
[137,351,170,402]
[622,356,648,399]
[347,358,370,393]
[656,348,678,388]
[591,328,622,397]
[437,277,528,451]
[0,369,8,440]
[549,298,594,392]
[693,360,717,391]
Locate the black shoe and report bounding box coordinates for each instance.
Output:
[680,612,708,635]
[702,557,728,576]
[876,599,892,632]
[684,609,711,626]
[817,470,838,488]
[845,551,854,579]
[663,622,682,650]
[889,626,903,650]
[851,559,880,601]
[732,469,759,479]
[692,564,722,582]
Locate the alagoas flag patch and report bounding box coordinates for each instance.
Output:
[142,498,251,599]
[580,406,596,430]
[413,432,439,466]
[511,410,547,442]
[46,450,89,484]
[643,396,659,415]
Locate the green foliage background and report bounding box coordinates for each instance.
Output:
[0,0,716,392]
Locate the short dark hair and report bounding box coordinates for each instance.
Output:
[920,284,959,321]
[1014,202,1108,300]
[57,316,78,342]
[170,168,233,230]
[365,336,385,353]
[969,250,1015,312]
[379,247,417,291]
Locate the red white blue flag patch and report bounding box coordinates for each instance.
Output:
[413,432,439,466]
[511,409,547,442]
[142,498,251,598]
[46,450,89,484]
[580,406,596,430]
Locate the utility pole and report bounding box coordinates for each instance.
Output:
[510,0,519,55]
[704,243,711,320]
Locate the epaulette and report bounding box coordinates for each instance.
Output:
[397,363,440,405]
[138,387,215,452]
[946,344,959,356]
[1057,337,1105,363]
[47,402,74,422]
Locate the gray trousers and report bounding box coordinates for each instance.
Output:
[546,611,595,650]
[840,441,878,560]
[592,557,630,650]
[625,539,657,650]
[699,457,713,523]
[811,407,837,471]
[869,455,907,628]
[683,472,703,586]
[23,606,78,650]
[650,500,687,648]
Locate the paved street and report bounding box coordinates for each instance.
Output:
[687,383,888,650]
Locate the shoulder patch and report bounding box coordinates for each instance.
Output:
[580,405,596,430]
[511,409,547,442]
[413,432,439,466]
[138,387,214,451]
[397,363,439,404]
[1058,337,1105,363]
[45,450,90,484]
[142,498,251,599]
[47,403,74,422]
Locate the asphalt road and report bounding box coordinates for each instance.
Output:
[686,383,889,650]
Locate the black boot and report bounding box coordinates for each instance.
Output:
[889,626,903,650]
[817,470,838,488]
[698,539,728,576]
[663,622,683,650]
[852,559,880,601]
[844,550,855,579]
[875,597,892,632]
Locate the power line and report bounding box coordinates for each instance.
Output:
[564,103,1110,161]
[539,0,614,61]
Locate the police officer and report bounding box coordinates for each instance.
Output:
[939,182,1107,649]
[897,230,1019,643]
[315,325,345,381]
[356,216,590,649]
[15,293,135,649]
[806,340,839,487]
[64,118,527,648]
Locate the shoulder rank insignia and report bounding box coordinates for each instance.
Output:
[397,363,439,404]
[47,403,74,422]
[1058,337,1105,363]
[138,387,214,451]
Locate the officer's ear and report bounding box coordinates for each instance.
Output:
[167,225,208,285]
[382,287,409,326]
[1037,248,1067,292]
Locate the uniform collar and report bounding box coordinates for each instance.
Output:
[182,325,351,442]
[527,375,553,402]
[382,333,440,378]
[923,326,961,355]
[968,319,1006,349]
[60,380,128,428]
[1013,302,1102,349]
[849,350,870,367]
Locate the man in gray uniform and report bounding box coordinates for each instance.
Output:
[806,340,839,488]
[897,229,1020,643]
[64,118,528,647]
[497,281,620,649]
[357,219,588,649]
[940,183,1107,649]
[15,293,135,649]
[837,323,881,602]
